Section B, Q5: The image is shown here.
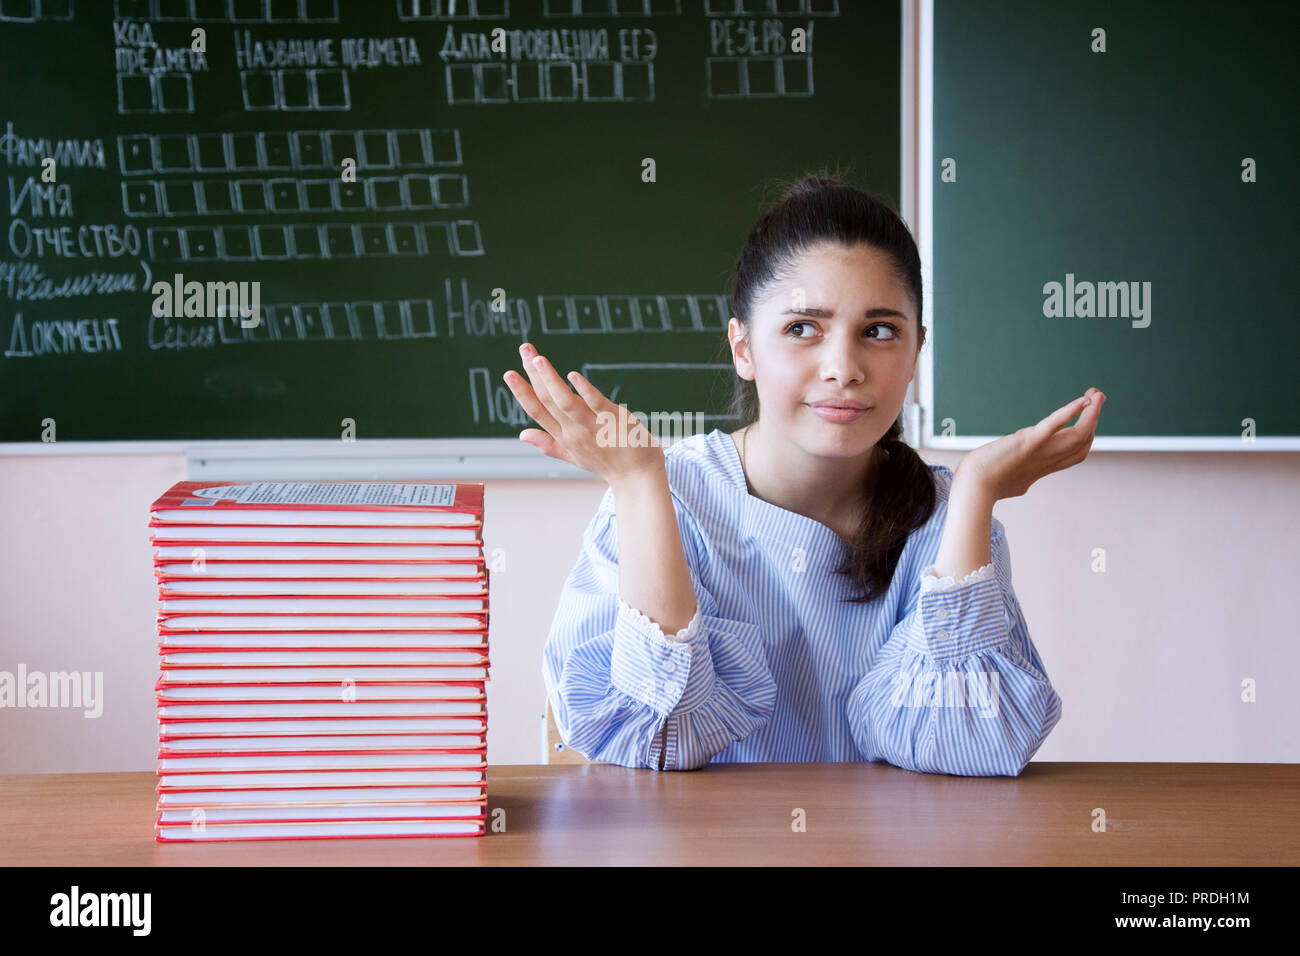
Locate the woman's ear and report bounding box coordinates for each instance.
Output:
[729,317,755,381]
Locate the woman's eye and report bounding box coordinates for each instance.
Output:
[784,322,901,340]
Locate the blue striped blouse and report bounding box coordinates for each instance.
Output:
[542,427,1062,776]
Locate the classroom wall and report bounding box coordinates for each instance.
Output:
[1,447,1296,773]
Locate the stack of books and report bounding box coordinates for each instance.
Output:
[149,480,488,841]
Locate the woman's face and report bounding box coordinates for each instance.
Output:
[730,240,923,458]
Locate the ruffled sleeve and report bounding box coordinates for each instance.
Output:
[543,488,777,770]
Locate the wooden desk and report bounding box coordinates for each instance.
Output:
[1,762,1295,866]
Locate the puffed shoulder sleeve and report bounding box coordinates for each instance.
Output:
[542,486,776,770]
[847,515,1063,776]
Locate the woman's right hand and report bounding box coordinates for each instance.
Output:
[503,342,665,488]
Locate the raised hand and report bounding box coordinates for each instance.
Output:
[503,342,665,487]
[957,387,1106,500]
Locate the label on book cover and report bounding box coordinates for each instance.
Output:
[189,482,458,507]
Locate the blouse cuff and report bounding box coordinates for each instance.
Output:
[920,562,995,592]
[617,598,701,644]
[907,563,1007,662]
[610,598,713,716]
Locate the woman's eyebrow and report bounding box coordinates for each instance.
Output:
[781,306,910,322]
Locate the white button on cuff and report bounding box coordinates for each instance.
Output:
[933,607,950,621]
[664,662,677,674]
[935,629,951,641]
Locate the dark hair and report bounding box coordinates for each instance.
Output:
[724,171,936,604]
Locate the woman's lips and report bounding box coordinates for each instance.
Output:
[807,404,870,423]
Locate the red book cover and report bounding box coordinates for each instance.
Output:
[150,480,483,521]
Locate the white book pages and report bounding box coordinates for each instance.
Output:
[162,734,485,752]
[158,597,486,613]
[158,665,488,681]
[157,561,482,578]
[153,545,482,560]
[159,614,484,630]
[154,508,477,526]
[159,769,485,787]
[156,701,484,718]
[158,802,485,823]
[159,579,485,595]
[157,684,483,701]
[151,526,478,543]
[160,718,484,735]
[158,631,487,648]
[159,752,479,770]
[155,819,484,839]
[158,785,486,806]
[161,650,485,666]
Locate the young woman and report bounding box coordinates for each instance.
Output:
[505,174,1105,775]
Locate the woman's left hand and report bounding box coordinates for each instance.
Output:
[956,387,1106,501]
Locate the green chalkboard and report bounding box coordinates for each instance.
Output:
[928,0,1299,445]
[0,0,899,444]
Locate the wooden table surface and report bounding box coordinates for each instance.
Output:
[2,762,1295,866]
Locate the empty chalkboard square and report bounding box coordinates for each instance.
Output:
[255,226,290,259]
[405,300,436,336]
[573,298,604,333]
[335,181,366,209]
[230,0,265,21]
[446,65,476,104]
[243,308,273,341]
[362,132,392,168]
[322,302,355,338]
[259,132,293,168]
[475,0,507,15]
[270,305,302,340]
[327,132,358,168]
[451,221,482,255]
[421,222,449,256]
[706,58,743,97]
[537,297,573,334]
[158,74,193,112]
[480,64,509,102]
[268,0,298,20]
[745,58,779,96]
[236,181,268,212]
[229,134,259,169]
[666,296,698,331]
[621,62,653,101]
[156,135,193,170]
[696,296,727,331]
[582,62,617,101]
[192,0,227,19]
[148,228,183,261]
[374,302,403,338]
[162,181,199,216]
[312,70,349,109]
[281,71,311,110]
[391,224,420,255]
[606,297,636,332]
[200,181,234,214]
[303,181,333,210]
[303,0,338,21]
[242,71,277,110]
[293,131,325,168]
[220,226,254,260]
[114,0,148,18]
[360,224,392,255]
[42,0,73,18]
[122,182,159,216]
[404,175,434,208]
[324,225,356,257]
[433,174,467,207]
[636,297,670,332]
[427,130,461,165]
[512,64,543,102]
[268,179,301,211]
[117,74,154,113]
[780,55,812,95]
[393,130,427,167]
[194,134,228,170]
[545,63,578,101]
[298,305,328,339]
[118,135,153,173]
[184,227,219,259]
[290,225,323,258]
[155,0,189,19]
[369,178,402,209]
